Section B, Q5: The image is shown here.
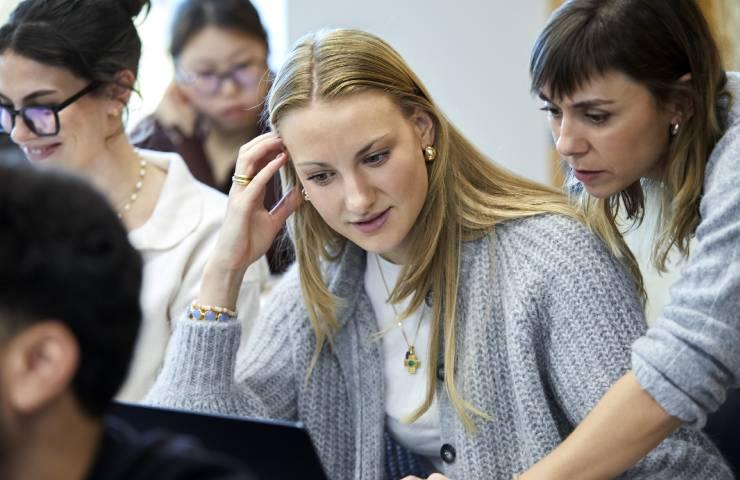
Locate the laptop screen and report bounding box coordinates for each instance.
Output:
[107,401,328,480]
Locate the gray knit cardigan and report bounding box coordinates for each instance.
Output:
[146,214,731,479]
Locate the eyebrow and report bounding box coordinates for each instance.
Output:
[294,134,390,168]
[0,89,58,105]
[538,92,615,109]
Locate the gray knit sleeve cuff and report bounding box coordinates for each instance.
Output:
[632,337,714,428]
[144,315,247,414]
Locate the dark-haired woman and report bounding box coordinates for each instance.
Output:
[521,0,740,478]
[132,0,292,273]
[0,0,268,402]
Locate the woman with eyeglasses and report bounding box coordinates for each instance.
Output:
[132,0,293,274]
[0,0,268,402]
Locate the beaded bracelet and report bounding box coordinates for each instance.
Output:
[186,301,237,322]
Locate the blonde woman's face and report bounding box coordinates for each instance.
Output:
[539,70,680,198]
[280,91,434,264]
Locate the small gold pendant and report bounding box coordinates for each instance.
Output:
[404,346,421,374]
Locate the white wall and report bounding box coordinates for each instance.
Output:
[284,0,552,183]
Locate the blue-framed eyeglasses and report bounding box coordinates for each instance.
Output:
[0,82,99,137]
[175,60,267,97]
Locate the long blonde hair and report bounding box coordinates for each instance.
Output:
[530,0,731,273]
[267,28,637,430]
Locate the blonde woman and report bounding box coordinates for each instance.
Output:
[521,0,740,478]
[146,29,729,479]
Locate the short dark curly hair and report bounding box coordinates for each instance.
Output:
[0,161,142,417]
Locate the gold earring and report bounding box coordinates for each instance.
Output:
[302,187,310,202]
[423,145,437,162]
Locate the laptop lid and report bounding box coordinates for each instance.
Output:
[108,401,328,480]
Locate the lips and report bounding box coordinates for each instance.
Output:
[351,208,390,234]
[22,143,61,162]
[573,169,605,183]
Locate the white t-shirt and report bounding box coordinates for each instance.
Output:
[365,253,444,473]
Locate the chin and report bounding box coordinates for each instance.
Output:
[582,180,628,199]
[582,187,614,199]
[353,237,396,256]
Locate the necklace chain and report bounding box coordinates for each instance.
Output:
[117,158,148,219]
[374,254,425,373]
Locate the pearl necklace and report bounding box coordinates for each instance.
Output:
[117,158,148,219]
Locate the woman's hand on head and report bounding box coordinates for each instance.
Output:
[153,81,198,137]
[219,132,302,269]
[198,132,302,308]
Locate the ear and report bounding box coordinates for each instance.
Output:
[410,107,436,148]
[668,72,695,125]
[4,321,79,415]
[105,69,136,115]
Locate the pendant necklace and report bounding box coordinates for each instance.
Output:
[375,254,425,374]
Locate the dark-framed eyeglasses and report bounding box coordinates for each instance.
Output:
[0,82,99,137]
[176,60,267,97]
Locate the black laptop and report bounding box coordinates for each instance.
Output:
[108,401,328,480]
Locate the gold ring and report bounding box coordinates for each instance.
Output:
[232,174,253,186]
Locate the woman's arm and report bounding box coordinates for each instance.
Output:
[536,218,731,479]
[145,133,303,417]
[520,372,681,480]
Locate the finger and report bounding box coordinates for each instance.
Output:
[237,130,278,153]
[250,151,288,190]
[233,133,283,178]
[235,151,288,205]
[269,185,303,226]
[400,476,421,480]
[427,475,448,480]
[171,83,190,104]
[235,134,282,166]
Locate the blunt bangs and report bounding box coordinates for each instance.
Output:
[530,7,621,100]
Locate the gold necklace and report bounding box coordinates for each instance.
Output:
[374,254,425,374]
[117,158,148,219]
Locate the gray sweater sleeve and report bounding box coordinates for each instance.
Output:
[143,272,302,420]
[632,108,740,428]
[543,219,732,479]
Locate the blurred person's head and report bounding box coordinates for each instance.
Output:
[171,0,270,134]
[0,0,150,171]
[0,161,142,473]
